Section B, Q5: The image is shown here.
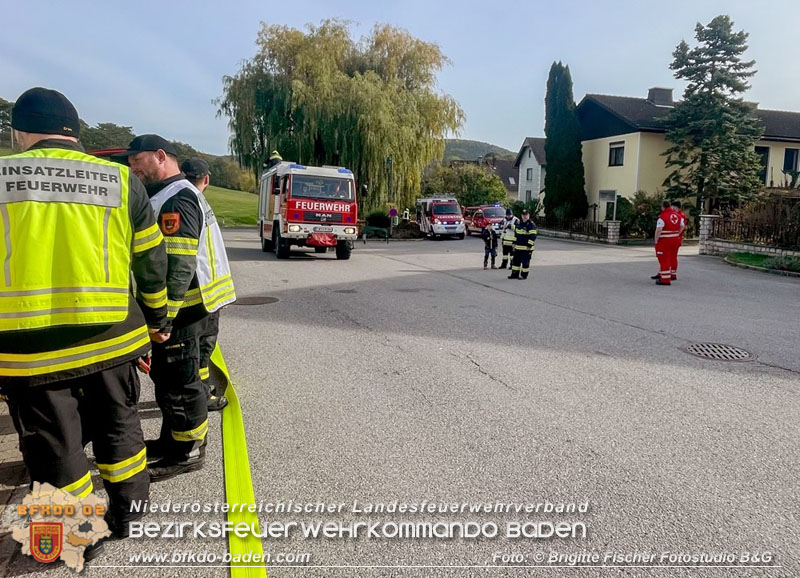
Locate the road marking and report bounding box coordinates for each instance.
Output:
[211,344,267,578]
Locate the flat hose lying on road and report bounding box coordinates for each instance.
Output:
[211,344,268,578]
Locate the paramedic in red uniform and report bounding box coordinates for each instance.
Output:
[670,200,687,280]
[654,200,684,286]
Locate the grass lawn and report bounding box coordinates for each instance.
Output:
[203,185,258,227]
[727,252,770,267]
[0,147,14,156]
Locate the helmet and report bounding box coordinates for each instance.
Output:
[505,208,513,216]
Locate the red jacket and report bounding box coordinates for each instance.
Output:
[657,209,683,239]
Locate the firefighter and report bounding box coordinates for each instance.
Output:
[267,150,282,168]
[119,135,236,481]
[498,208,518,269]
[0,88,169,542]
[653,200,684,285]
[180,158,228,412]
[507,209,537,280]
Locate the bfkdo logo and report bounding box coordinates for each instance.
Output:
[31,522,63,563]
[12,482,111,573]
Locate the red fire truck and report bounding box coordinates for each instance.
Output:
[464,205,505,236]
[258,162,359,259]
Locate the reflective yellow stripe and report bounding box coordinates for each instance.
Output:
[183,288,203,307]
[164,236,199,247]
[201,274,233,292]
[167,300,183,319]
[60,471,93,497]
[211,344,266,578]
[172,419,209,442]
[206,229,217,280]
[199,366,210,380]
[0,326,150,377]
[204,287,236,311]
[132,224,163,253]
[0,287,129,331]
[166,247,198,256]
[97,448,147,483]
[139,288,167,308]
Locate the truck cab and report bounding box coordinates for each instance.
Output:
[258,162,358,259]
[415,197,465,239]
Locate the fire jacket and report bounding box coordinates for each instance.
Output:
[0,140,168,385]
[513,219,538,252]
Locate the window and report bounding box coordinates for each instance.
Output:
[754,146,769,184]
[509,177,516,186]
[609,142,624,166]
[784,148,799,172]
[525,190,532,202]
[528,149,532,158]
[526,168,533,181]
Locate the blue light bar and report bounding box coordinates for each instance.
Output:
[289,163,306,169]
[338,168,353,174]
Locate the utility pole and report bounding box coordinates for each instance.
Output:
[386,155,394,203]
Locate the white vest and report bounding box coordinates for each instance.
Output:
[501,216,519,242]
[150,179,236,313]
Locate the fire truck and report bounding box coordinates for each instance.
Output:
[415,197,465,239]
[258,162,359,259]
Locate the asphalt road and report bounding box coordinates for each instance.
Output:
[4,232,798,578]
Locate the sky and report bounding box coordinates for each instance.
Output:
[2,0,797,156]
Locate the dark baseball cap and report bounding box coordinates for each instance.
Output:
[117,134,178,158]
[12,87,80,137]
[181,157,210,178]
[521,209,530,215]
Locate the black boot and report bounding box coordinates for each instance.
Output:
[499,260,507,269]
[145,438,167,464]
[208,393,228,412]
[149,444,205,483]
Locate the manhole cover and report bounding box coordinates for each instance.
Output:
[681,343,756,362]
[233,296,279,306]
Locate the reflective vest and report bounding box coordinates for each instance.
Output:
[0,148,133,331]
[149,179,236,313]
[501,216,518,245]
[657,209,683,239]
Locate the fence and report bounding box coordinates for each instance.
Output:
[537,216,609,238]
[711,219,800,250]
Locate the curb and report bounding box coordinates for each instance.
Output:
[723,257,800,278]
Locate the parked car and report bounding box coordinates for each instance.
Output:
[464,205,505,236]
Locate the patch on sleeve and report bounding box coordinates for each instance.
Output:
[160,212,181,235]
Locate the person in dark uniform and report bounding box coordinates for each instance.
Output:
[481,221,500,269]
[120,136,210,482]
[507,209,537,280]
[180,158,227,412]
[0,88,169,545]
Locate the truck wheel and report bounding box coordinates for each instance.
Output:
[465,227,471,236]
[314,247,327,254]
[457,233,465,240]
[335,241,352,260]
[273,227,290,259]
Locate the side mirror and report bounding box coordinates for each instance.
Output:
[272,178,281,195]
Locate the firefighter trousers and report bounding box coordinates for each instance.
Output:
[198,310,221,395]
[4,362,148,525]
[509,249,532,279]
[499,243,513,268]
[150,316,209,460]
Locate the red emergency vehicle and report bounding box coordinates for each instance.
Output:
[464,205,505,236]
[258,162,359,259]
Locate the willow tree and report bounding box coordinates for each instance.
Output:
[218,20,464,211]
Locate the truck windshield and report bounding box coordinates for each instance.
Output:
[432,203,461,215]
[483,207,505,217]
[291,175,354,201]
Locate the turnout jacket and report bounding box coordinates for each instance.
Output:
[513,219,538,251]
[0,140,168,385]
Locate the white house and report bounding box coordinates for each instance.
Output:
[513,137,546,202]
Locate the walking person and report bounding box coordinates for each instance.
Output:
[507,210,537,280]
[653,200,684,286]
[118,135,236,481]
[498,208,518,269]
[481,221,500,269]
[0,88,169,545]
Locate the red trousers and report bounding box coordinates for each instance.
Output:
[655,237,680,283]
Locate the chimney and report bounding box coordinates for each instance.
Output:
[647,87,673,106]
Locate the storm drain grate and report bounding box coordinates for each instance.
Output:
[681,343,756,362]
[232,296,279,306]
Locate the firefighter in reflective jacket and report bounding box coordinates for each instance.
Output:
[120,134,236,482]
[499,208,519,269]
[507,210,537,280]
[0,88,169,541]
[653,200,684,286]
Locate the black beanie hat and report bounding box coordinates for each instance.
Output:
[11,88,80,137]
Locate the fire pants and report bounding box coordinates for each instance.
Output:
[4,362,148,525]
[150,316,209,459]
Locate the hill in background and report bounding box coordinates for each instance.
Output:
[444,139,515,161]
